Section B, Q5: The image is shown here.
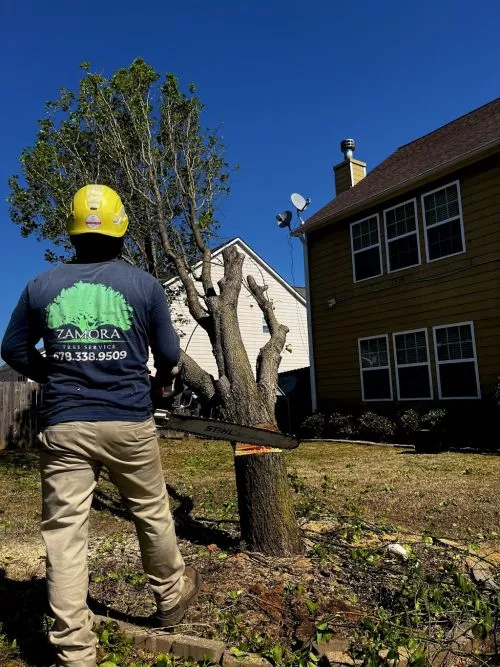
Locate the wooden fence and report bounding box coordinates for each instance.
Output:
[0,382,42,451]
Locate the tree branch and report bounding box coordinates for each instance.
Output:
[189,198,215,296]
[247,275,289,405]
[212,247,257,400]
[178,350,216,403]
[218,246,245,305]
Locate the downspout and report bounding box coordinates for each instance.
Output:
[299,231,317,412]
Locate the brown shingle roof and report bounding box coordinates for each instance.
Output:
[302,98,500,232]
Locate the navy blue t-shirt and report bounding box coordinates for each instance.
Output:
[1,259,180,425]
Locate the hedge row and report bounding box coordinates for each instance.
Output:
[299,408,447,443]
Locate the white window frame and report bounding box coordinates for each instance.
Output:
[392,328,433,401]
[358,334,393,402]
[421,180,466,263]
[383,198,421,273]
[432,321,481,400]
[350,214,383,283]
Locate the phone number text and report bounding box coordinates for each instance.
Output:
[53,350,127,362]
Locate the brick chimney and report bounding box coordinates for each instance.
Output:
[333,139,366,195]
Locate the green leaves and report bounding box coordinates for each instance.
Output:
[315,621,332,644]
[453,570,473,594]
[270,644,283,665]
[8,59,231,276]
[305,599,318,615]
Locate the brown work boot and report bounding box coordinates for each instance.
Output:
[152,566,201,627]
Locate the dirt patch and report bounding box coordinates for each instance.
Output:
[0,539,46,581]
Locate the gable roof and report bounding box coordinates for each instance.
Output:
[301,98,500,233]
[165,237,306,305]
[293,286,306,299]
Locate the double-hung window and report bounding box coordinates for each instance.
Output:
[358,335,392,401]
[384,199,420,272]
[433,322,480,399]
[350,215,382,282]
[422,181,465,262]
[393,329,433,400]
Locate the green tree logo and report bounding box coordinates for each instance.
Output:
[46,281,134,332]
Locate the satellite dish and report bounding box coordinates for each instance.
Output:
[279,376,298,394]
[291,193,310,212]
[276,210,292,229]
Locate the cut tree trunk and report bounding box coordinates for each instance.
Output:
[219,394,304,556]
[181,345,305,556]
[234,450,304,555]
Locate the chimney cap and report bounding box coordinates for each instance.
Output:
[341,138,355,159]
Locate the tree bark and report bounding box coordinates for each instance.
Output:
[160,212,304,555]
[173,245,305,556]
[234,451,304,555]
[214,367,304,556]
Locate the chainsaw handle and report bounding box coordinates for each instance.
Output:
[150,369,183,411]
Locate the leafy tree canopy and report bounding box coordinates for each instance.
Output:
[8,58,231,277]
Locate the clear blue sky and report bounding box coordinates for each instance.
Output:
[1,0,499,338]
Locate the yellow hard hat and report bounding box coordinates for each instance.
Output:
[67,184,129,238]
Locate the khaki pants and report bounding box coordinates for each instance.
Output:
[38,418,185,667]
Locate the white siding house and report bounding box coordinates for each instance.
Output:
[148,238,309,378]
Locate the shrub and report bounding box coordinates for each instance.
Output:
[421,409,447,431]
[329,412,358,439]
[357,411,395,442]
[299,413,325,438]
[399,409,421,441]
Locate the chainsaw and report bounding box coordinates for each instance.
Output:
[160,412,299,451]
[152,376,299,452]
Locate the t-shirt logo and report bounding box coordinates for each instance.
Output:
[46,281,134,343]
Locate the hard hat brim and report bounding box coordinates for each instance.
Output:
[68,226,128,238]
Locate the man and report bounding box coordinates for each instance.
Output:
[1,184,200,667]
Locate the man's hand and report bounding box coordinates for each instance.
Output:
[150,366,182,411]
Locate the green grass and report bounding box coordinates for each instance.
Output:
[160,439,500,541]
[1,439,498,552]
[0,439,499,666]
